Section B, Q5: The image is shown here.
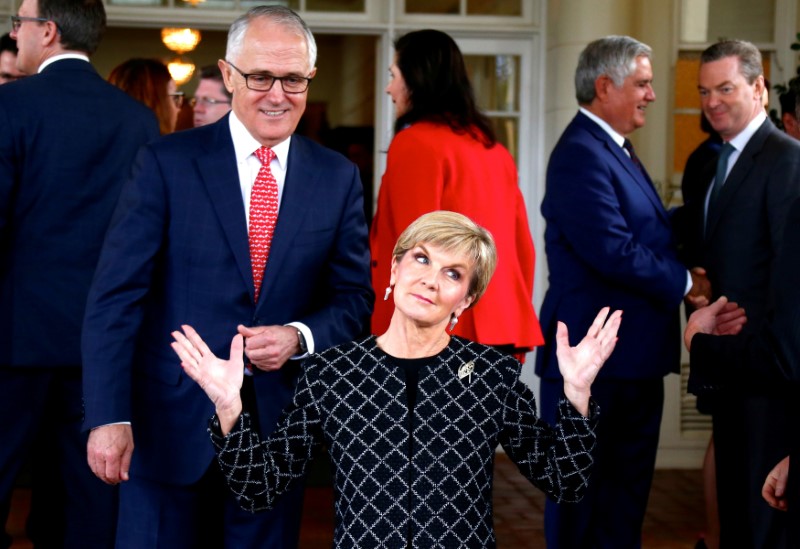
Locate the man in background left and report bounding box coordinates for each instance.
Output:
[0,33,24,84]
[192,63,232,127]
[0,0,159,546]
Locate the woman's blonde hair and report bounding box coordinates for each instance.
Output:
[393,211,497,306]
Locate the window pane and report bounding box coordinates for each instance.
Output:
[467,0,522,16]
[306,0,364,11]
[707,0,774,43]
[681,0,775,44]
[405,0,459,14]
[490,117,518,161]
[464,54,519,112]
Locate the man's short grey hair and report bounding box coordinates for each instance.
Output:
[700,40,763,85]
[226,5,317,71]
[575,35,652,105]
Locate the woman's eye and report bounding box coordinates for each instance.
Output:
[445,269,460,281]
[414,254,428,264]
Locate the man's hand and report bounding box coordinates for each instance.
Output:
[683,296,747,351]
[686,267,712,309]
[87,424,134,485]
[237,324,299,371]
[762,456,790,511]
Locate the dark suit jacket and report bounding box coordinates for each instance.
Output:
[0,59,159,368]
[689,196,800,391]
[676,118,800,548]
[536,112,685,381]
[678,119,800,333]
[81,116,373,485]
[689,197,800,543]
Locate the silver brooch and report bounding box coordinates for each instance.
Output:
[458,361,475,383]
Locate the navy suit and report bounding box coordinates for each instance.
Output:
[0,59,159,547]
[82,115,373,548]
[536,112,685,548]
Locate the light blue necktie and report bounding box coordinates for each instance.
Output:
[709,142,735,208]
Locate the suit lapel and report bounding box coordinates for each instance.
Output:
[579,114,669,223]
[705,119,772,239]
[256,135,317,309]
[196,120,255,300]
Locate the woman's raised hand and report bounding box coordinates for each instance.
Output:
[555,307,622,416]
[171,325,245,431]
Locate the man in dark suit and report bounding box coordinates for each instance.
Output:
[82,6,373,548]
[536,35,709,548]
[684,198,800,547]
[678,39,800,548]
[0,0,159,547]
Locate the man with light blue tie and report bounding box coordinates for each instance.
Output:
[681,39,800,548]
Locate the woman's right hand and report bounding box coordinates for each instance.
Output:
[171,325,244,433]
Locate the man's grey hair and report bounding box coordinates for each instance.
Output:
[226,5,317,71]
[575,35,652,105]
[700,40,763,85]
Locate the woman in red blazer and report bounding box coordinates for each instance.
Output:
[370,29,543,359]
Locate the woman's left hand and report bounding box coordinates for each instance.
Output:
[556,307,622,416]
[171,325,245,433]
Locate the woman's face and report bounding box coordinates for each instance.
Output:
[166,79,181,132]
[390,242,474,330]
[385,59,411,119]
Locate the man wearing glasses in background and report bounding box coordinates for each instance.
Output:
[0,0,159,547]
[192,63,232,127]
[0,33,25,84]
[82,5,372,548]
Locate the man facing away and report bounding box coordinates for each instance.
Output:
[0,0,159,546]
[680,39,800,548]
[193,63,232,127]
[536,35,710,548]
[82,6,373,548]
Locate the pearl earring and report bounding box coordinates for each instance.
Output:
[448,314,459,331]
[384,285,393,301]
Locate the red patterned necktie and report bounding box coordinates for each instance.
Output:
[250,146,279,302]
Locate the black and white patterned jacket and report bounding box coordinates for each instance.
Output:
[210,336,599,548]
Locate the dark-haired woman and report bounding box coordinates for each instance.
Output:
[370,29,542,361]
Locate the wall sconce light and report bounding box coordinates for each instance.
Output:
[162,28,201,86]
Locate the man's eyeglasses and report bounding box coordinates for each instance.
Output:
[190,97,231,107]
[168,91,185,108]
[225,60,312,94]
[10,15,59,33]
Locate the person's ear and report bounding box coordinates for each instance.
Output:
[455,293,475,317]
[218,59,235,95]
[594,75,612,102]
[42,20,59,48]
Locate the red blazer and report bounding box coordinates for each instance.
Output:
[370,121,544,352]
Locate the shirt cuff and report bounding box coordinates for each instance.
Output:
[285,321,314,358]
[684,270,693,297]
